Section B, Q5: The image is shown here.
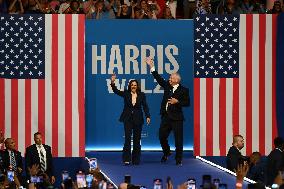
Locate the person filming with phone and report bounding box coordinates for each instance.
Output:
[2,138,23,185]
[110,73,150,165]
[2,138,23,174]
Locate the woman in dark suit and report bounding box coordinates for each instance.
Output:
[110,73,150,165]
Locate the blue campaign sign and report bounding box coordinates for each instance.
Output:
[85,20,194,151]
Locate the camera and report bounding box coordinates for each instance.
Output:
[7,170,14,182]
[86,174,93,188]
[124,175,131,184]
[76,171,87,188]
[62,171,69,182]
[30,175,44,183]
[187,178,196,189]
[153,179,162,189]
[219,184,227,189]
[213,179,220,189]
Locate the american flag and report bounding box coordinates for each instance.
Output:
[194,15,278,156]
[0,15,85,157]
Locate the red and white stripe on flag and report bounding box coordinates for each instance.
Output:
[194,14,278,156]
[0,14,85,157]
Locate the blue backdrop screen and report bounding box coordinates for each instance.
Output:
[85,20,194,150]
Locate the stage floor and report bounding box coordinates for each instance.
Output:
[86,151,250,188]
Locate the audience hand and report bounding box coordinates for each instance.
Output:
[51,176,56,184]
[236,163,249,183]
[17,167,22,174]
[14,175,21,187]
[29,164,39,176]
[146,117,150,125]
[166,179,173,189]
[177,182,187,189]
[274,171,284,186]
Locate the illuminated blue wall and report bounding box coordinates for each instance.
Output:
[85,20,194,151]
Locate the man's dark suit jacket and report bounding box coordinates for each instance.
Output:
[1,149,23,172]
[151,71,190,120]
[25,144,54,177]
[111,83,150,125]
[266,148,284,185]
[226,146,244,172]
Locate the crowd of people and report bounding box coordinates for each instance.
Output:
[0,131,283,189]
[0,130,283,188]
[119,135,284,189]
[0,132,113,189]
[0,0,283,19]
[226,135,284,188]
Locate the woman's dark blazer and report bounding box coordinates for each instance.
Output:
[111,83,150,125]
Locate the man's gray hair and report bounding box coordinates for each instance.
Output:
[172,72,181,83]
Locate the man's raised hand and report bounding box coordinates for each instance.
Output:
[145,57,154,69]
[111,73,116,83]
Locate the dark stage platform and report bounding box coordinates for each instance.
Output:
[85,151,251,188]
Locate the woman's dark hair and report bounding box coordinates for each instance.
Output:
[127,79,141,93]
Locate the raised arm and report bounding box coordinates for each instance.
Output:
[8,0,17,12]
[18,0,24,14]
[116,0,121,17]
[110,73,124,97]
[34,0,44,12]
[145,57,167,88]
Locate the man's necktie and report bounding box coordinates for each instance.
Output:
[40,148,45,172]
[10,151,17,171]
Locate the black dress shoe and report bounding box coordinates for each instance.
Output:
[176,160,182,166]
[161,152,172,163]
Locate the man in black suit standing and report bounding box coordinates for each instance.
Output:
[226,135,247,172]
[266,137,284,186]
[146,57,190,166]
[2,138,23,175]
[25,132,55,184]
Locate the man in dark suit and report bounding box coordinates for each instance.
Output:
[2,138,23,175]
[226,135,247,172]
[146,57,190,166]
[266,137,284,186]
[25,132,55,184]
